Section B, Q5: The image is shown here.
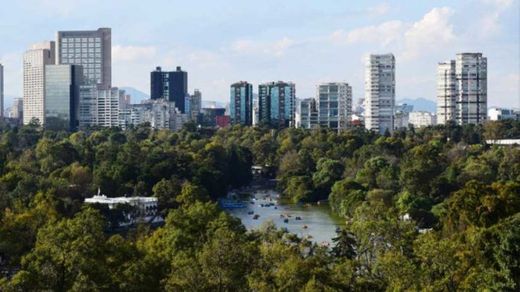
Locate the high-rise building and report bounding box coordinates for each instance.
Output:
[230,81,253,125]
[23,41,56,125]
[0,64,3,118]
[436,60,456,125]
[150,66,188,113]
[78,85,98,128]
[437,53,487,125]
[44,65,83,131]
[258,81,296,128]
[56,28,111,89]
[96,88,121,127]
[364,54,395,134]
[189,89,202,121]
[252,93,259,126]
[295,98,318,129]
[317,82,352,131]
[455,53,487,125]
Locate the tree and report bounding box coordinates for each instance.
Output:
[312,158,344,200]
[5,208,109,291]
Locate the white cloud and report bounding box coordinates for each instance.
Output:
[368,3,391,17]
[112,45,157,62]
[401,7,455,60]
[481,0,513,7]
[332,20,406,46]
[478,0,514,37]
[231,37,294,57]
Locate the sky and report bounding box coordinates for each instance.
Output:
[0,0,519,108]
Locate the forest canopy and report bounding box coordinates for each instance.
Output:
[0,120,519,291]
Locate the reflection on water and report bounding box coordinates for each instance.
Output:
[226,189,342,245]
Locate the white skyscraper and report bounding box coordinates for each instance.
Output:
[317,82,352,131]
[437,53,487,125]
[364,54,395,134]
[455,53,487,125]
[0,64,4,118]
[23,41,56,125]
[437,60,456,125]
[96,88,121,127]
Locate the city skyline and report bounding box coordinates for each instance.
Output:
[0,0,518,109]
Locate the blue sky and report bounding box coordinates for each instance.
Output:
[0,0,519,108]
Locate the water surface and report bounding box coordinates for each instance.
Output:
[226,189,343,245]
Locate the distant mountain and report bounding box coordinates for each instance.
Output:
[119,87,150,103]
[397,98,436,113]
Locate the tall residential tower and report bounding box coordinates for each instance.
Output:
[455,53,487,125]
[230,81,253,125]
[364,54,395,134]
[317,82,352,131]
[437,53,487,125]
[258,81,295,128]
[437,60,456,124]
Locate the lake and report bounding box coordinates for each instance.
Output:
[225,188,343,245]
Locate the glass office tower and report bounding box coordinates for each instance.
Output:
[44,64,83,131]
[258,81,295,128]
[230,81,253,125]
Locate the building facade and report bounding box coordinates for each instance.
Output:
[230,81,253,125]
[44,64,83,131]
[394,103,414,129]
[364,54,395,134]
[23,41,56,125]
[295,98,318,129]
[488,107,519,121]
[317,82,352,131]
[189,89,202,121]
[408,111,437,128]
[121,99,187,130]
[78,85,98,127]
[150,66,188,113]
[9,98,23,120]
[455,53,487,125]
[437,53,487,125]
[56,28,111,88]
[96,88,121,127]
[258,81,295,128]
[436,60,456,125]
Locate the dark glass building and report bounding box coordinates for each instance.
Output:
[230,81,253,125]
[258,81,295,128]
[150,66,188,113]
[44,64,83,131]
